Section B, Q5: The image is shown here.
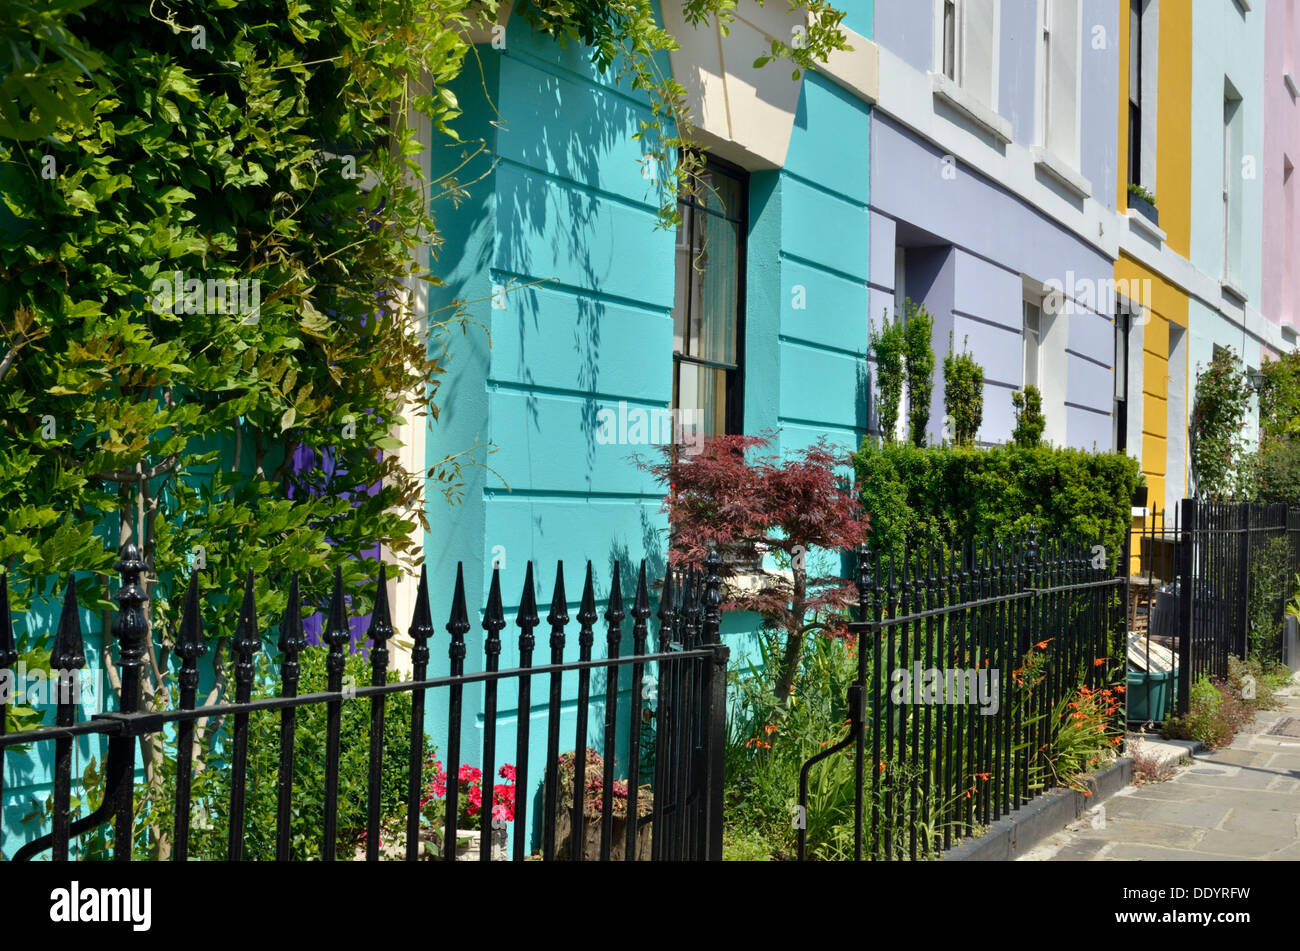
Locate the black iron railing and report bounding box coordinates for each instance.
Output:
[798,531,1126,860]
[0,547,729,861]
[1129,500,1299,723]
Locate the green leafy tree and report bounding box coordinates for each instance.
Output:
[902,298,934,447]
[944,334,984,447]
[1011,385,1046,448]
[870,310,905,442]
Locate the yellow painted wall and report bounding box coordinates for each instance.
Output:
[1116,2,1192,578]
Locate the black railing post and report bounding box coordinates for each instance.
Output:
[50,579,86,861]
[1177,499,1195,716]
[0,574,14,859]
[227,570,259,861]
[700,549,726,861]
[108,546,147,860]
[365,565,394,861]
[173,573,205,861]
[405,566,434,861]
[1238,504,1251,660]
[854,544,871,862]
[650,568,676,861]
[599,563,625,860]
[624,562,650,861]
[321,566,349,861]
[275,573,306,861]
[571,564,598,861]
[513,563,539,862]
[542,562,568,862]
[480,567,506,862]
[444,563,470,861]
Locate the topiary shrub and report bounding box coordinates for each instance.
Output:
[943,334,984,447]
[902,299,935,447]
[870,310,905,442]
[1011,385,1046,448]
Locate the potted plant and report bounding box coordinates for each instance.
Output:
[1131,472,1148,508]
[420,753,516,860]
[1127,183,1158,227]
[551,749,653,860]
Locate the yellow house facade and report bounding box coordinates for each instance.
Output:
[1117,2,1192,574]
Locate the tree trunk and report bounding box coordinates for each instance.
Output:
[773,568,808,701]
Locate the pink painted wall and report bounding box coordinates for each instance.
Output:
[1263,0,1300,331]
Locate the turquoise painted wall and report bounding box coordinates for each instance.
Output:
[425,8,678,852]
[425,3,873,852]
[748,74,872,458]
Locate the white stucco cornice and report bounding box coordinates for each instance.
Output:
[466,1,878,171]
[660,4,879,169]
[873,45,1120,260]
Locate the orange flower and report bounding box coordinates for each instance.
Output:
[764,723,778,734]
[1036,638,1053,650]
[1093,657,1107,667]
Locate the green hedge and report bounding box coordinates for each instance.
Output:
[853,442,1141,571]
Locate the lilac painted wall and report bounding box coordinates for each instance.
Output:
[1262,0,1300,333]
[869,116,1115,449]
[1081,0,1120,211]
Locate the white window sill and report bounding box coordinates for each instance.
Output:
[1125,209,1166,244]
[1221,278,1249,304]
[1132,507,1149,518]
[1032,147,1092,199]
[930,72,1013,145]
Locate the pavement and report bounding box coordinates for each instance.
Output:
[1020,676,1300,861]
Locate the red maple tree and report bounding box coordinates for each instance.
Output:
[637,432,870,700]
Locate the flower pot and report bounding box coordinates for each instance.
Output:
[554,809,654,861]
[1128,192,1158,227]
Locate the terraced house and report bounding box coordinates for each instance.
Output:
[384,0,1300,823]
[6,0,1300,864]
[391,0,882,847]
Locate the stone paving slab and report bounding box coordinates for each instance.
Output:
[1021,674,1300,861]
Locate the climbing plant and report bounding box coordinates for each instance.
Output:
[1190,347,1253,500]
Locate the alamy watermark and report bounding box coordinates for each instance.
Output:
[150,271,261,324]
[0,663,104,714]
[595,401,705,456]
[891,662,1000,715]
[1042,272,1152,324]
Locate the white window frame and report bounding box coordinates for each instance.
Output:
[1022,278,1065,444]
[1036,0,1082,167]
[1023,298,1042,390]
[934,0,1001,111]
